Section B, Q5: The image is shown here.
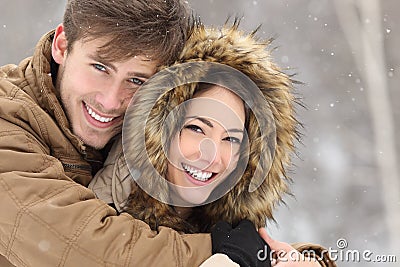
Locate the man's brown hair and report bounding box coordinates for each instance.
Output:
[63,0,190,65]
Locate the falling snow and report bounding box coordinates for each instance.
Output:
[388,68,394,77]
[38,240,51,252]
[1,0,397,262]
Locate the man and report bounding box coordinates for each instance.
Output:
[0,1,231,266]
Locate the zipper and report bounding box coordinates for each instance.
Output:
[62,163,92,172]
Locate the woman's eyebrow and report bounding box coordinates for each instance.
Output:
[227,128,244,133]
[186,116,214,128]
[186,116,244,133]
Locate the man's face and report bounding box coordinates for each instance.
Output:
[54,30,158,149]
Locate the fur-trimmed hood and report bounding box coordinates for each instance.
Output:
[120,21,300,233]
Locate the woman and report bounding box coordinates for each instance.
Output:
[90,21,335,267]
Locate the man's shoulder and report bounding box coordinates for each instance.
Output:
[0,63,18,78]
[0,58,57,143]
[0,29,54,99]
[0,63,41,115]
[0,57,33,97]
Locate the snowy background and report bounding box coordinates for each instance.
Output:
[1,0,399,266]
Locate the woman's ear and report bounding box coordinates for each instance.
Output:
[52,24,68,64]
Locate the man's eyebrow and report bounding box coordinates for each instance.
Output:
[187,116,244,133]
[87,54,153,79]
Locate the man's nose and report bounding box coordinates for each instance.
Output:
[95,83,129,111]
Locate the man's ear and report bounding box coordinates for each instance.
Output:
[52,24,68,64]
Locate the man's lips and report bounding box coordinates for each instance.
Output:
[82,102,121,128]
[84,103,116,122]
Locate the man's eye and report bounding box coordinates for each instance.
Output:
[184,124,204,134]
[93,64,107,72]
[129,78,144,86]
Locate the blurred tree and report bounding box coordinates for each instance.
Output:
[334,0,400,250]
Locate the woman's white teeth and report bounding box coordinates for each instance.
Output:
[182,163,212,182]
[85,104,114,123]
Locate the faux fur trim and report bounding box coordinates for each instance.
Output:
[123,20,301,232]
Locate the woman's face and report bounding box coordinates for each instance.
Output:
[166,85,245,205]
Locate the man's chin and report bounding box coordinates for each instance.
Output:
[85,140,108,150]
[77,132,113,150]
[72,123,120,149]
[81,138,107,149]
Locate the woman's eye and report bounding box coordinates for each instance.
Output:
[128,77,144,86]
[93,63,107,72]
[223,136,242,144]
[184,124,204,134]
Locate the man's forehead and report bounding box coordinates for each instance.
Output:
[76,36,156,64]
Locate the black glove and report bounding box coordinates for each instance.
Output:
[211,220,271,267]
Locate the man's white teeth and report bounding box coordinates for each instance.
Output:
[182,163,213,182]
[85,104,114,123]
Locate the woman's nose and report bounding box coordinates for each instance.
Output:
[198,138,222,168]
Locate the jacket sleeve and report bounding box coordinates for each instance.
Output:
[88,137,132,213]
[292,242,337,267]
[0,121,211,266]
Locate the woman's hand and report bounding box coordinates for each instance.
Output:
[258,228,321,267]
[212,220,271,266]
